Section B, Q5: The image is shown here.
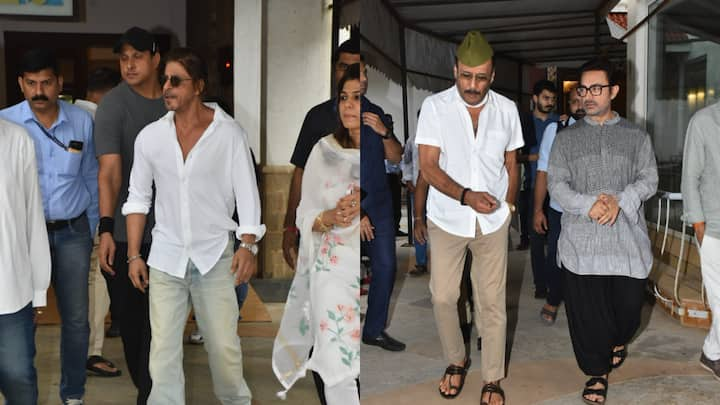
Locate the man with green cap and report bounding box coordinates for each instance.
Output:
[416,31,522,405]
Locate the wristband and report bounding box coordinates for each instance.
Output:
[460,188,470,206]
[98,216,114,235]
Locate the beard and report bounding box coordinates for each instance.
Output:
[571,108,587,120]
[537,103,554,114]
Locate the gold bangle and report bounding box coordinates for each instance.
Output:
[316,212,330,232]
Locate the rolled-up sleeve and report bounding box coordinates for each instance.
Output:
[121,131,153,216]
[233,129,266,241]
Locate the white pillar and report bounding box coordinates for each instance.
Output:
[234,0,263,162]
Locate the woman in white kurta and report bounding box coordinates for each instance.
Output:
[273,65,362,404]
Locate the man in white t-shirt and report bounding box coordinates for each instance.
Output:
[416,31,523,405]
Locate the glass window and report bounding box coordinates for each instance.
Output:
[646,0,720,230]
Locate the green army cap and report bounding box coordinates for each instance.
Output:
[456,31,494,67]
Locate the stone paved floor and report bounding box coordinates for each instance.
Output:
[361,233,718,404]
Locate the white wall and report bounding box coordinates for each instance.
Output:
[0,0,186,107]
[264,0,332,166]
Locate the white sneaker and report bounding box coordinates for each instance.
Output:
[189,329,204,345]
[64,399,83,405]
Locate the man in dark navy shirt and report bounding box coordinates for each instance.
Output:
[282,38,360,268]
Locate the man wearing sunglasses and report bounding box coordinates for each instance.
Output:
[0,48,98,405]
[547,58,657,404]
[123,47,264,405]
[93,26,166,405]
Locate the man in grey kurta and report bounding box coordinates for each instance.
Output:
[548,58,657,404]
[682,100,720,380]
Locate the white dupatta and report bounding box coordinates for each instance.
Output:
[273,135,361,398]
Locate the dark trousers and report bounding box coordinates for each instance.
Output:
[528,190,548,292]
[362,220,397,339]
[545,208,563,306]
[387,173,402,234]
[0,304,37,405]
[563,267,647,376]
[517,189,531,244]
[103,242,152,405]
[458,250,475,343]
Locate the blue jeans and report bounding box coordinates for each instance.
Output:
[48,214,92,402]
[408,192,427,266]
[147,240,251,405]
[0,304,38,405]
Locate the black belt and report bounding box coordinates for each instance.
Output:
[46,212,86,231]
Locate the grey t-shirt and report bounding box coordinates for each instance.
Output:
[94,81,166,243]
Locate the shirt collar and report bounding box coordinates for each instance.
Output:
[583,111,620,126]
[161,102,232,127]
[20,99,69,129]
[452,87,493,109]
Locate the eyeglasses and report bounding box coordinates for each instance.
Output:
[576,84,611,97]
[159,75,192,87]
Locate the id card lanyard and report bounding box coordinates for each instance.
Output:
[33,120,68,151]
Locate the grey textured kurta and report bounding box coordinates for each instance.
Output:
[547,113,658,279]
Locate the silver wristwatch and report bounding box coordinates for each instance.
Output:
[239,242,258,256]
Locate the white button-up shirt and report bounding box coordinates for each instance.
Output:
[122,104,266,277]
[0,119,51,314]
[415,87,524,237]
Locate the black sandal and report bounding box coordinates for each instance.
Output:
[611,346,627,369]
[480,382,505,405]
[86,355,122,377]
[540,306,558,325]
[582,376,608,404]
[438,357,471,399]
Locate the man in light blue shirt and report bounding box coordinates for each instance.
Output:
[533,84,584,326]
[0,48,97,405]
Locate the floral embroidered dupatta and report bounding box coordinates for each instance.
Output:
[273,135,361,396]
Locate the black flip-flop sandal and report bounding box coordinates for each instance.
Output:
[540,306,558,325]
[86,355,122,377]
[438,357,471,399]
[582,376,608,404]
[611,346,627,369]
[480,382,505,405]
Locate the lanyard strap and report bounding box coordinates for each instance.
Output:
[32,120,67,151]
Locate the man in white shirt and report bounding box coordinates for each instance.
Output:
[122,48,265,405]
[0,118,52,405]
[416,31,523,405]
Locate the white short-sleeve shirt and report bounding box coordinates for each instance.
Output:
[415,87,524,237]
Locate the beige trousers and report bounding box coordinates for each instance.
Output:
[428,214,510,382]
[88,242,110,357]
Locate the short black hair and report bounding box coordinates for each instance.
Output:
[164,47,208,93]
[333,36,360,63]
[87,67,121,93]
[532,79,557,96]
[18,48,59,76]
[579,57,616,85]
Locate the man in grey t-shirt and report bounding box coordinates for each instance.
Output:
[548,58,657,404]
[93,26,165,405]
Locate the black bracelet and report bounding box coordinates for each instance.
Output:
[98,216,114,235]
[380,130,392,140]
[460,188,470,206]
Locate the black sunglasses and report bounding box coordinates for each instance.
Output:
[160,74,192,87]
